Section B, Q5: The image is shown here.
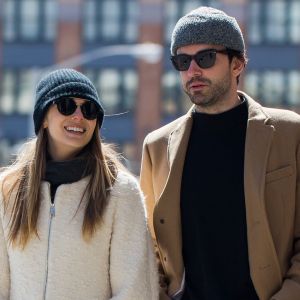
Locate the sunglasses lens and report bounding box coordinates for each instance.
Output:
[56,98,99,120]
[171,50,220,71]
[56,98,77,116]
[195,51,217,69]
[81,102,99,120]
[172,54,192,71]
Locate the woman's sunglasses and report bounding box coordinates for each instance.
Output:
[54,97,100,120]
[171,48,228,71]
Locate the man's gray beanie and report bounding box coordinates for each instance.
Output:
[171,6,245,55]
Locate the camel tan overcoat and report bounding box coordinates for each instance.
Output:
[140,92,300,300]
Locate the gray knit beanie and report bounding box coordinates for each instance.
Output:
[171,6,245,55]
[33,68,104,135]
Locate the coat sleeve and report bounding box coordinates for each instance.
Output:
[109,174,159,300]
[0,195,10,299]
[271,144,300,299]
[140,140,171,300]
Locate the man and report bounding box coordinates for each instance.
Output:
[140,6,300,300]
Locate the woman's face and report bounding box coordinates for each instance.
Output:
[43,98,97,161]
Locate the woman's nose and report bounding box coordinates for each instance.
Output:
[71,106,84,120]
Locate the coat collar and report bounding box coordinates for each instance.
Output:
[168,106,194,168]
[157,92,282,298]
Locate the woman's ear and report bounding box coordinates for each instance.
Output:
[43,120,48,129]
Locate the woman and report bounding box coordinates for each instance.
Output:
[0,68,158,300]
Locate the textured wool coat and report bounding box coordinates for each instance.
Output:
[0,171,159,300]
[140,92,300,300]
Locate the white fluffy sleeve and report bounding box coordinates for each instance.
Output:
[109,172,159,300]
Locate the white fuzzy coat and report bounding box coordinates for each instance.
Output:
[0,171,158,300]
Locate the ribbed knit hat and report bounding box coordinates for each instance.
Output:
[171,6,245,55]
[33,68,104,134]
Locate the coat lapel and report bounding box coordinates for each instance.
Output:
[154,108,193,293]
[243,95,282,299]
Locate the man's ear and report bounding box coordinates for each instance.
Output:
[231,57,244,78]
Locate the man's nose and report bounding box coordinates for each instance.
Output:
[186,59,203,77]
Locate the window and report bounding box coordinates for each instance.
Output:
[288,72,300,105]
[265,1,286,43]
[123,70,138,111]
[162,71,189,117]
[0,71,15,114]
[248,1,262,44]
[164,0,180,43]
[261,71,285,105]
[83,0,97,42]
[244,70,300,107]
[83,69,138,115]
[19,70,35,114]
[3,0,57,42]
[20,0,39,40]
[102,0,121,41]
[98,69,121,113]
[3,0,16,41]
[45,0,57,41]
[83,0,138,43]
[248,0,300,45]
[0,69,36,114]
[125,1,138,42]
[289,1,300,43]
[243,72,260,100]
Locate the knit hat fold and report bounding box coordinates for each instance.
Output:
[171,6,245,55]
[33,68,104,134]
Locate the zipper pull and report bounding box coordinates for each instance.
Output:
[50,203,55,217]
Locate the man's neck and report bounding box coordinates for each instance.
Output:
[194,93,241,114]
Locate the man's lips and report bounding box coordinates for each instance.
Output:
[186,77,210,91]
[190,82,207,88]
[188,82,208,91]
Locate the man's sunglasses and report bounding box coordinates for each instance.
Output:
[53,97,100,120]
[171,48,228,71]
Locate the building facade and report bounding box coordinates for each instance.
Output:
[0,0,300,172]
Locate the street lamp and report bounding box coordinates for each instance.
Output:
[37,42,163,77]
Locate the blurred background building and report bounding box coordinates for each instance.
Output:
[0,0,300,173]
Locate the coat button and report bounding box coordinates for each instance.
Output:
[160,218,165,224]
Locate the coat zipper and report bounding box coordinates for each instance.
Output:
[43,199,55,300]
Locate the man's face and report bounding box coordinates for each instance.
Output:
[176,44,243,113]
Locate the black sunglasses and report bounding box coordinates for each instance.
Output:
[53,97,100,120]
[171,48,228,71]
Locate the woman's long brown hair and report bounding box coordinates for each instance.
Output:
[1,125,121,248]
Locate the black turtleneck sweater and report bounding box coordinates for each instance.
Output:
[180,100,259,300]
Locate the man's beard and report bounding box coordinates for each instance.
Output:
[184,73,232,108]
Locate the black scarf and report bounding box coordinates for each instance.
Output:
[44,152,91,202]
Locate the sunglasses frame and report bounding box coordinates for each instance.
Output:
[53,97,99,120]
[171,48,228,71]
